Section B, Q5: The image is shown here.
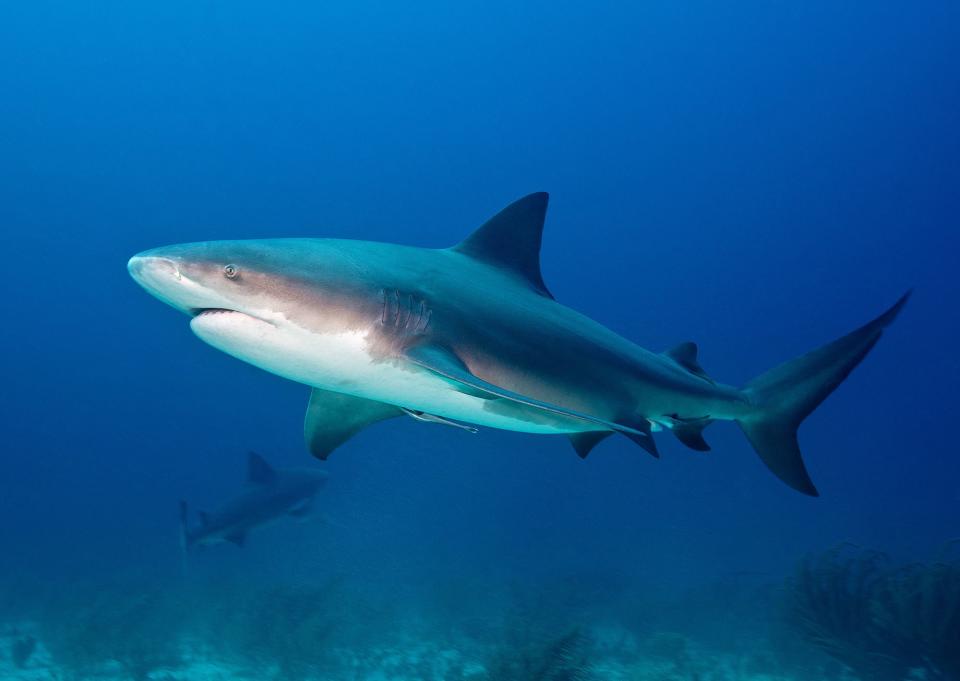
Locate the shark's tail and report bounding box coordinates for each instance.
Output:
[179,500,190,574]
[737,292,910,496]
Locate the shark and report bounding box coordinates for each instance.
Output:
[180,452,328,550]
[129,193,909,496]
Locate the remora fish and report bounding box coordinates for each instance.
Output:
[130,193,908,495]
[180,452,327,550]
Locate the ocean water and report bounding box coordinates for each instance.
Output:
[0,2,957,680]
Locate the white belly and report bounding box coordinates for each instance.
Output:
[189,311,583,435]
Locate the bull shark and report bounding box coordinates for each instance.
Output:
[129,193,908,496]
[180,452,327,550]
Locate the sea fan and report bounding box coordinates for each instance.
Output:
[10,634,36,669]
[486,628,592,681]
[787,542,960,681]
[871,542,960,680]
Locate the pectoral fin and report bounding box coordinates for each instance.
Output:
[304,388,403,460]
[288,500,313,519]
[404,345,647,437]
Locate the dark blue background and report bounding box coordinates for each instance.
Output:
[0,2,956,590]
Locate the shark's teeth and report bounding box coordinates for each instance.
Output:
[191,307,232,317]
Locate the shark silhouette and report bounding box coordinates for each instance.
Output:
[180,452,327,550]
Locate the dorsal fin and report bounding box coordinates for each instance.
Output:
[452,192,553,299]
[663,342,714,384]
[247,451,277,485]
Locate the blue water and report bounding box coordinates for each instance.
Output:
[0,2,957,679]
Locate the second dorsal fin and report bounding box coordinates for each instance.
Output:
[452,192,553,299]
[663,342,714,384]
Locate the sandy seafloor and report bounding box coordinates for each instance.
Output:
[0,620,875,681]
[0,639,815,681]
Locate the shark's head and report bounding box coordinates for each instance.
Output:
[128,239,382,386]
[129,241,274,319]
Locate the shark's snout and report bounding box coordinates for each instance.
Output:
[128,249,223,315]
[128,253,181,287]
[128,252,189,313]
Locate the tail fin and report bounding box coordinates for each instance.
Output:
[738,292,910,496]
[179,500,190,572]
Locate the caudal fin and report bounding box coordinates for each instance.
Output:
[738,292,910,496]
[179,500,190,573]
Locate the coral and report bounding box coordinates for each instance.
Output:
[643,631,690,663]
[871,542,960,680]
[37,582,184,681]
[10,634,36,669]
[639,631,710,680]
[787,544,905,680]
[197,578,345,680]
[786,542,960,681]
[485,628,593,681]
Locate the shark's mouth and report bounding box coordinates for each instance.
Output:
[191,307,235,318]
[190,308,276,327]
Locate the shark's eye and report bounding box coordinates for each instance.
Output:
[223,264,239,279]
